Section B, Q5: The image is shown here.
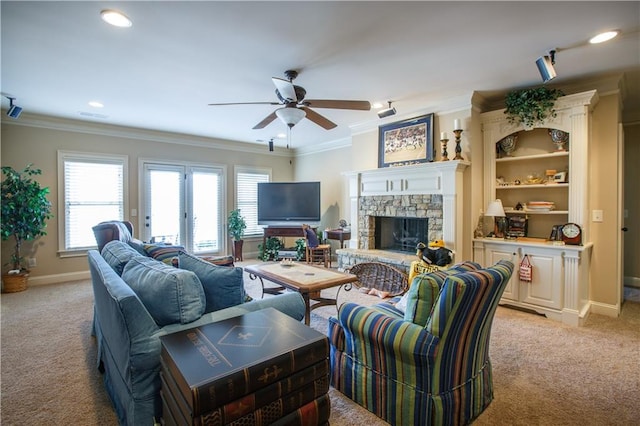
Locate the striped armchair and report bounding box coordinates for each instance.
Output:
[328,260,514,425]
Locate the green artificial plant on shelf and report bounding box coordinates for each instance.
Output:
[504,87,564,128]
[1,164,53,275]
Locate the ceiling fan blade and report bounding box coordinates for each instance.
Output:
[300,107,337,130]
[252,111,278,129]
[208,101,280,106]
[303,99,371,111]
[272,77,297,102]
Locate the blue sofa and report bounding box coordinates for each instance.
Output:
[88,240,306,425]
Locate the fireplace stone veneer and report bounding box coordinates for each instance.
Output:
[340,161,469,267]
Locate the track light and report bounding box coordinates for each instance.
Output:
[268,139,274,152]
[5,97,22,119]
[275,107,305,128]
[536,50,557,83]
[377,101,396,118]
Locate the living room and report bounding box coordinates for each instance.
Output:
[2,2,639,425]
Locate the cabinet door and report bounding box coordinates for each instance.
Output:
[485,245,518,301]
[520,249,563,310]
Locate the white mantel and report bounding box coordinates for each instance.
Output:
[343,160,469,258]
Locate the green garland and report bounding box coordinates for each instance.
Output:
[504,87,564,127]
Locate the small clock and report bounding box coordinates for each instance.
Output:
[560,223,582,245]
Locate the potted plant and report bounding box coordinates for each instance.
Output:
[227,209,247,261]
[1,164,53,292]
[504,87,564,129]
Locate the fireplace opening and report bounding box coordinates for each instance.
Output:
[374,217,429,253]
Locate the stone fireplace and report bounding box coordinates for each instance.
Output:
[338,161,468,272]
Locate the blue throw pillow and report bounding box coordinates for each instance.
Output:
[101,240,144,275]
[122,256,205,326]
[177,251,246,313]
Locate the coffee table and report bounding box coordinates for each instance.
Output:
[244,262,358,325]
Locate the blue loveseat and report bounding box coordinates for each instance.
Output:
[88,240,306,425]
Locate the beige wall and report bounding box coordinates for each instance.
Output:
[1,120,294,279]
[623,122,640,282]
[589,94,623,305]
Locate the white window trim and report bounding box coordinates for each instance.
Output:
[138,157,227,253]
[57,150,129,257]
[234,166,272,238]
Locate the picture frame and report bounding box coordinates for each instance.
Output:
[553,171,567,183]
[378,113,434,168]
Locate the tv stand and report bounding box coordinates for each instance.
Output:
[262,225,315,249]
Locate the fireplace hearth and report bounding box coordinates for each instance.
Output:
[375,216,428,253]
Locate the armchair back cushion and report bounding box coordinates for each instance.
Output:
[403,261,482,325]
[92,220,134,252]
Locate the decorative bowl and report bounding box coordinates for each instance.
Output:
[498,133,519,157]
[549,129,569,151]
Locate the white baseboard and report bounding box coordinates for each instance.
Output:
[589,301,620,318]
[28,271,91,286]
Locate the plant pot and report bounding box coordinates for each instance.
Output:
[232,240,244,262]
[2,272,29,293]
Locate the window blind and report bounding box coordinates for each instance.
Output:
[236,171,269,236]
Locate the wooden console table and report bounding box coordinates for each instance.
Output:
[323,229,351,248]
[262,226,313,248]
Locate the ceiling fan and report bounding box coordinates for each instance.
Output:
[208,70,371,130]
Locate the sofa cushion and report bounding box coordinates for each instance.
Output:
[127,238,147,256]
[122,256,205,326]
[144,243,185,265]
[101,240,144,275]
[177,252,246,313]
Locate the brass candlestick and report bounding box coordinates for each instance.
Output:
[453,129,464,160]
[440,138,450,161]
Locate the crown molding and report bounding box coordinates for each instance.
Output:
[0,112,293,157]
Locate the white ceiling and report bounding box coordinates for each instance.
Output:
[2,1,639,150]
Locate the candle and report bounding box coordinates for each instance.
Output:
[440,132,448,140]
[454,119,462,130]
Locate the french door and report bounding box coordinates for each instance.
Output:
[141,162,225,255]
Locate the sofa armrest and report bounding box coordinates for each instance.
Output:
[337,302,439,389]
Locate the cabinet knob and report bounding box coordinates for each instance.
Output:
[621,227,628,232]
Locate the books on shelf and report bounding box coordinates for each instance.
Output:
[159,307,329,417]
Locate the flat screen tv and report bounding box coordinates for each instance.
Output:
[258,181,321,226]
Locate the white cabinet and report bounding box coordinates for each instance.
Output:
[475,90,598,326]
[474,239,591,325]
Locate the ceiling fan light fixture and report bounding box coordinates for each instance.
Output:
[101,9,132,27]
[589,30,619,44]
[275,107,305,128]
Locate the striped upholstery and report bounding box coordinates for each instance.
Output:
[329,260,514,425]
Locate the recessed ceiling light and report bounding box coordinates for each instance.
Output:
[100,9,132,28]
[276,133,287,139]
[88,101,104,108]
[372,102,384,109]
[589,30,619,44]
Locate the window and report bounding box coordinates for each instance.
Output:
[235,167,271,236]
[58,151,128,254]
[141,160,225,255]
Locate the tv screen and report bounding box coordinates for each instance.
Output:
[258,182,321,225]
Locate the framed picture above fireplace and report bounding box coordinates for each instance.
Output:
[378,113,434,168]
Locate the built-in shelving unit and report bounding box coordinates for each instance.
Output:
[474,90,598,326]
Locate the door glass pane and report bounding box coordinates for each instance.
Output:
[148,168,182,245]
[192,170,220,253]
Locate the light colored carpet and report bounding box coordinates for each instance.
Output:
[1,264,639,425]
